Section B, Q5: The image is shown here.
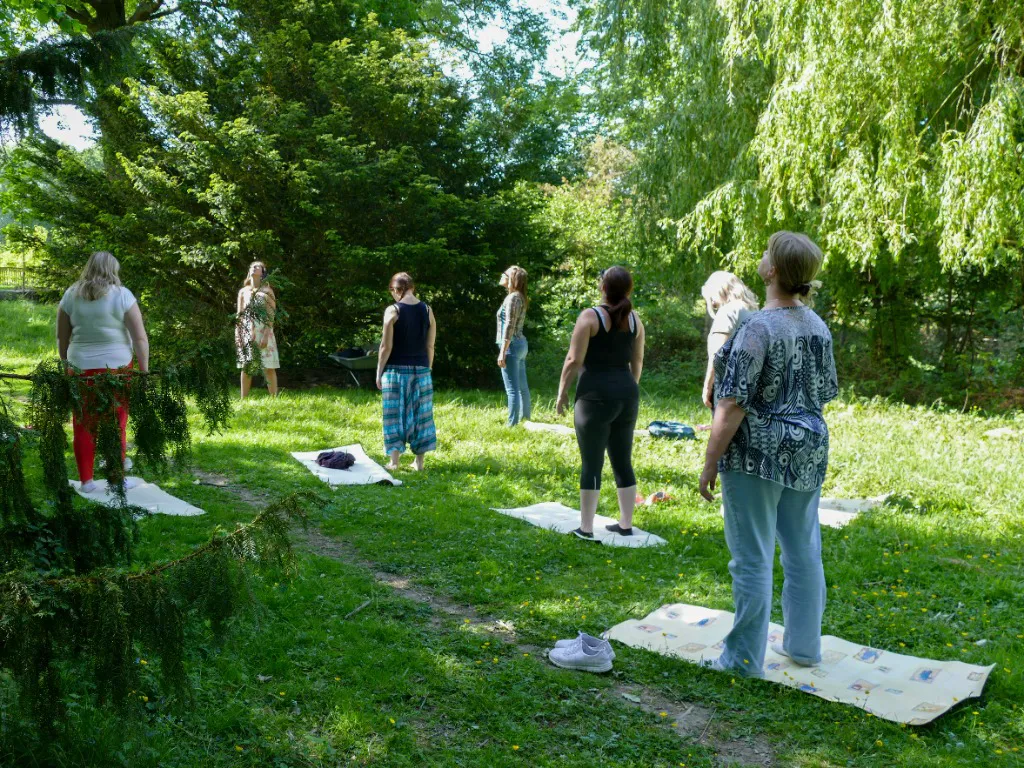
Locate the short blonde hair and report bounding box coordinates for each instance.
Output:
[701,271,759,316]
[74,251,122,301]
[767,231,823,301]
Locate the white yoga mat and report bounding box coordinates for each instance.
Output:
[291,444,402,487]
[606,603,994,725]
[491,502,667,548]
[719,496,884,529]
[69,478,205,516]
[523,421,649,438]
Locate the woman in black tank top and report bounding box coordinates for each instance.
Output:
[556,267,646,541]
[376,272,438,472]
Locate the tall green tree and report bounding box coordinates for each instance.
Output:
[577,0,1024,372]
[2,0,566,379]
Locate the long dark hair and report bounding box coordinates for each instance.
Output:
[600,266,633,330]
[389,272,415,298]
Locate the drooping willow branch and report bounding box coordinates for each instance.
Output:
[0,492,317,734]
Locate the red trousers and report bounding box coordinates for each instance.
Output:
[70,363,132,483]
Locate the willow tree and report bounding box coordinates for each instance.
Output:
[578,0,1024,370]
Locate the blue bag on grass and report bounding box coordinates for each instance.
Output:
[647,421,696,440]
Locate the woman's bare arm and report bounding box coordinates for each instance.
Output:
[124,303,150,373]
[698,397,747,501]
[426,306,436,369]
[57,308,72,362]
[631,314,645,383]
[376,306,398,389]
[703,332,729,408]
[555,310,597,415]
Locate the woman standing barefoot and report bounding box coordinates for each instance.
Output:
[236,261,280,399]
[376,273,437,471]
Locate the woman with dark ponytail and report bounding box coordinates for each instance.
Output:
[556,266,646,541]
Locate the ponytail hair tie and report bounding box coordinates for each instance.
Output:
[794,282,812,296]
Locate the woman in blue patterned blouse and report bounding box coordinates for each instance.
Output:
[698,231,839,677]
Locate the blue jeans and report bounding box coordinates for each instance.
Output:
[500,336,531,426]
[718,471,826,677]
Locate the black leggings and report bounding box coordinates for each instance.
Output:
[574,397,639,490]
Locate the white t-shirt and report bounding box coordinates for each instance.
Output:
[60,285,137,370]
[709,299,752,339]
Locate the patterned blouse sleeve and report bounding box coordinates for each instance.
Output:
[715,319,768,411]
[503,292,524,345]
[822,335,839,404]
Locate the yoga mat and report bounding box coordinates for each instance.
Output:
[522,421,649,438]
[491,502,667,548]
[291,444,402,487]
[69,478,205,516]
[606,603,994,724]
[719,496,884,529]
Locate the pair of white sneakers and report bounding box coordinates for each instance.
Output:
[547,632,615,673]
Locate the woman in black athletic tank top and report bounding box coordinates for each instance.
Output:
[556,266,646,541]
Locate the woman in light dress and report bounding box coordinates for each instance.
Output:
[236,261,280,399]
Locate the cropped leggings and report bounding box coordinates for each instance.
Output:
[573,396,638,490]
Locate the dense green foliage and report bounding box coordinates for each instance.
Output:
[0,301,317,733]
[577,0,1024,396]
[1,0,586,381]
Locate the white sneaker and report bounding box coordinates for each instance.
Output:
[770,642,817,667]
[548,636,614,673]
[553,632,616,660]
[79,480,98,493]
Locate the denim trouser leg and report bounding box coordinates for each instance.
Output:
[718,471,824,676]
[500,336,530,426]
[777,483,826,664]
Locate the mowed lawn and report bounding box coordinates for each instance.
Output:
[2,299,1023,767]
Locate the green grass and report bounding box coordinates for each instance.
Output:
[2,299,1023,767]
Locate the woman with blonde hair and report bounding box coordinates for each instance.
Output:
[496,265,530,426]
[56,251,150,492]
[376,272,437,471]
[700,271,759,408]
[699,231,837,678]
[236,260,279,399]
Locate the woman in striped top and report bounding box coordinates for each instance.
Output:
[496,265,530,426]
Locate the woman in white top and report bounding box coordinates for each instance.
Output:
[56,251,150,492]
[235,261,280,399]
[700,271,759,408]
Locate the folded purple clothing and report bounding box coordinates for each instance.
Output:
[315,450,356,470]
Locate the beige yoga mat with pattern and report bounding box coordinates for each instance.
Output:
[291,444,402,487]
[605,603,994,724]
[491,502,667,548]
[69,478,205,516]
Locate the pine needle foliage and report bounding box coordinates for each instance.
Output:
[0,492,314,735]
[0,27,137,131]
